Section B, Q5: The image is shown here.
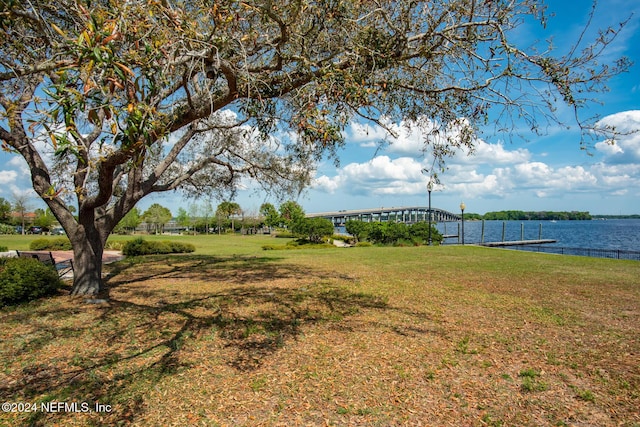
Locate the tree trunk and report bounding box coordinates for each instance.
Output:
[69,227,106,297]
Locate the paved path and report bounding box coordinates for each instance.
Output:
[1,250,124,280]
[50,250,125,265]
[49,250,124,279]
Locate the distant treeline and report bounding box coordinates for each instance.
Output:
[592,214,640,219]
[465,211,592,221]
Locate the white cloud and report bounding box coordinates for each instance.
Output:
[315,112,638,202]
[345,116,495,160]
[345,121,390,146]
[448,174,515,199]
[596,110,640,133]
[468,140,531,165]
[595,110,640,164]
[514,162,552,181]
[590,163,640,197]
[0,184,34,199]
[385,123,426,155]
[595,140,624,156]
[344,117,427,154]
[0,170,18,185]
[445,165,490,184]
[7,156,30,175]
[7,156,23,167]
[313,175,342,194]
[313,155,427,196]
[500,163,598,195]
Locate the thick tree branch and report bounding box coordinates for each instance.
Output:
[0,0,629,296]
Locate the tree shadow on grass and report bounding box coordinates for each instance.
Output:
[0,254,387,426]
[102,253,354,290]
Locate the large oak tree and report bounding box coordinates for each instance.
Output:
[0,0,629,295]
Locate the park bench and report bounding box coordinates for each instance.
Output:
[15,251,74,278]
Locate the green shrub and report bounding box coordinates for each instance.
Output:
[261,241,334,251]
[261,244,281,251]
[290,217,334,243]
[0,258,62,306]
[167,241,196,253]
[0,224,15,235]
[355,242,372,247]
[122,238,161,256]
[344,220,443,246]
[105,240,126,251]
[0,246,7,252]
[29,238,72,251]
[146,241,171,254]
[274,232,295,238]
[122,238,195,256]
[122,238,143,255]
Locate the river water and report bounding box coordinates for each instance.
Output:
[436,219,640,252]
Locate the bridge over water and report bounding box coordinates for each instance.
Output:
[307,206,460,226]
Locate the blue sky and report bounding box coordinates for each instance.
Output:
[306,0,640,216]
[1,0,639,217]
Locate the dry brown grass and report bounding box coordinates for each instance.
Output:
[1,239,639,426]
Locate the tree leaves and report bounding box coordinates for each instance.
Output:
[0,0,631,295]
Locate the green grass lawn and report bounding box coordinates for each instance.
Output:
[1,234,639,426]
[0,235,38,251]
[0,233,291,254]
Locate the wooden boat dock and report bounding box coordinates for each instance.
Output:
[480,239,557,247]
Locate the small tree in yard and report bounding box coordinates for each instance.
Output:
[0,1,629,296]
[292,217,335,244]
[142,203,172,235]
[0,197,11,224]
[345,220,370,243]
[115,207,141,234]
[33,208,55,230]
[279,201,306,230]
[11,193,30,235]
[216,201,242,233]
[175,208,190,233]
[409,222,443,245]
[260,203,281,231]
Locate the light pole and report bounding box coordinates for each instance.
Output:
[460,202,466,245]
[427,181,433,245]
